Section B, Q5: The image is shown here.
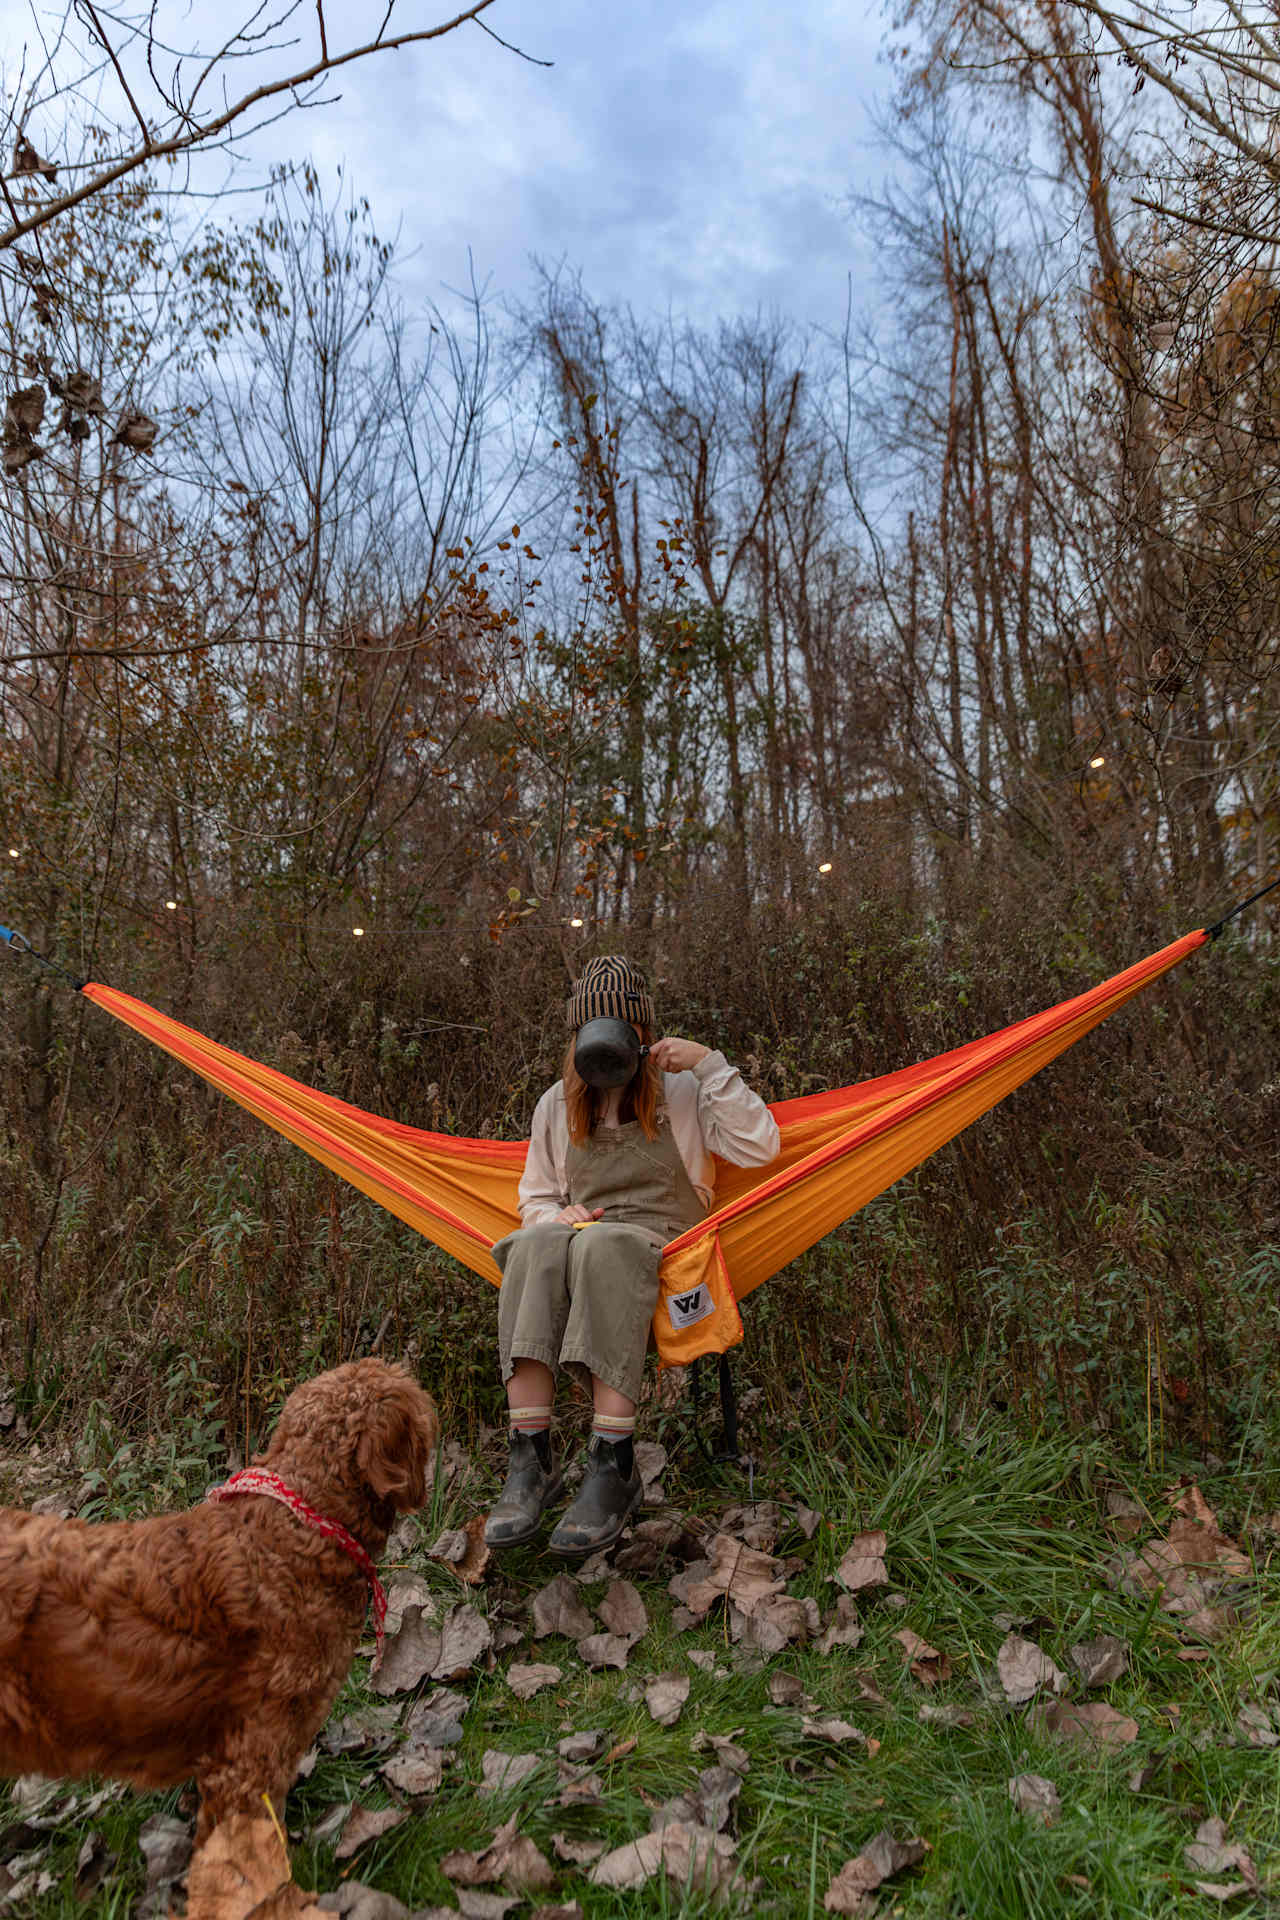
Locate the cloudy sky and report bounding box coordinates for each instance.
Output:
[6,0,891,334]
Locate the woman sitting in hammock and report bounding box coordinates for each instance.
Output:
[485,955,780,1556]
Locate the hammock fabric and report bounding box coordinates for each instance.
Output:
[82,927,1207,1367]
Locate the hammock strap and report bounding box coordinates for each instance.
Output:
[1207,871,1280,939]
[0,923,87,992]
[689,1352,743,1468]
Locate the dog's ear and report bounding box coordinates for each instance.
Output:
[356,1375,439,1511]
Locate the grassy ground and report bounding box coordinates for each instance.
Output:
[3,1392,1279,1918]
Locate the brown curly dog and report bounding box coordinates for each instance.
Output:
[0,1358,437,1839]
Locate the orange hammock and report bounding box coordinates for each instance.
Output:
[82,928,1206,1365]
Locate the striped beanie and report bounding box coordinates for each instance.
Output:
[566,955,655,1032]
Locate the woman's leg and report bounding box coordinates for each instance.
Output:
[507,1358,555,1413]
[486,1230,571,1549]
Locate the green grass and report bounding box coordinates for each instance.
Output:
[4,1397,1279,1918]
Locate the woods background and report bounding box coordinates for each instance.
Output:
[1,0,1276,1463]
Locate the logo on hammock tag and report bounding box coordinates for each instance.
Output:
[667,1283,714,1332]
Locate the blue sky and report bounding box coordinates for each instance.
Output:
[4,0,890,333]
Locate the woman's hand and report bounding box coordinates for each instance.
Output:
[649,1036,710,1073]
[556,1204,604,1225]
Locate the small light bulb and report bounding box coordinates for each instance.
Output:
[1090,755,1106,769]
[7,848,19,859]
[818,861,833,874]
[352,926,364,937]
[164,899,177,910]
[570,917,584,927]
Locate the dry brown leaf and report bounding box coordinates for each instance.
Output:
[577,1632,635,1670]
[767,1672,811,1709]
[894,1628,953,1688]
[507,1663,562,1701]
[1105,1489,1146,1538]
[529,1905,583,1920]
[479,1751,542,1796]
[369,1604,441,1695]
[427,1513,490,1586]
[997,1633,1066,1705]
[1007,1773,1061,1826]
[823,1829,929,1914]
[1068,1634,1127,1687]
[692,1731,751,1773]
[557,1730,605,1763]
[683,1533,786,1620]
[552,1832,606,1865]
[635,1439,667,1502]
[832,1531,888,1594]
[645,1672,691,1727]
[434,1604,494,1680]
[719,1500,784,1553]
[1039,1701,1139,1747]
[597,1579,649,1641]
[530,1576,596,1642]
[816,1594,865,1654]
[1236,1702,1279,1748]
[589,1822,738,1896]
[456,1893,520,1920]
[1184,1816,1257,1883]
[380,1741,446,1797]
[334,1805,407,1861]
[185,1815,327,1920]
[735,1592,820,1654]
[441,1816,554,1893]
[802,1715,866,1746]
[917,1702,975,1729]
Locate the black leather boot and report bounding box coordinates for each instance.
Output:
[484,1430,563,1548]
[549,1434,642,1556]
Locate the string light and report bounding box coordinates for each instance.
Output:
[569,917,584,928]
[1090,755,1106,769]
[164,900,177,911]
[352,926,365,937]
[818,861,833,874]
[7,848,18,859]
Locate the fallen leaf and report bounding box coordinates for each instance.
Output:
[997,1633,1066,1704]
[1007,1773,1061,1826]
[832,1531,888,1594]
[441,1816,554,1893]
[427,1514,490,1586]
[597,1579,649,1641]
[314,1879,410,1919]
[320,1705,402,1756]
[1038,1701,1139,1747]
[1105,1489,1146,1537]
[334,1806,407,1861]
[456,1893,520,1920]
[531,1575,596,1641]
[528,1905,582,1920]
[434,1604,494,1680]
[635,1439,667,1502]
[1236,1702,1279,1748]
[816,1594,865,1653]
[552,1832,606,1865]
[577,1632,635,1669]
[1068,1634,1127,1687]
[1184,1816,1257,1884]
[479,1751,543,1795]
[557,1730,605,1763]
[645,1672,691,1727]
[507,1662,562,1700]
[767,1672,810,1709]
[683,1534,786,1620]
[139,1813,193,1891]
[185,1814,327,1919]
[368,1604,440,1695]
[802,1716,866,1746]
[823,1829,929,1914]
[589,1822,738,1896]
[719,1500,783,1553]
[380,1742,446,1796]
[917,1703,975,1729]
[894,1628,953,1687]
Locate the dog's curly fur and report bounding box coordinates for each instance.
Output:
[0,1358,437,1838]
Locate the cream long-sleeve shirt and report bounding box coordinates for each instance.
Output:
[516,1049,781,1227]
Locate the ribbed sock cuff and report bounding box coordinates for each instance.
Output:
[592,1412,636,1442]
[510,1404,553,1434]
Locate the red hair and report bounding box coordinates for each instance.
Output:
[562,1027,661,1146]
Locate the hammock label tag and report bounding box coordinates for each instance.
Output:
[667,1283,715,1332]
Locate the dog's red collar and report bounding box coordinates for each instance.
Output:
[206,1468,388,1669]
